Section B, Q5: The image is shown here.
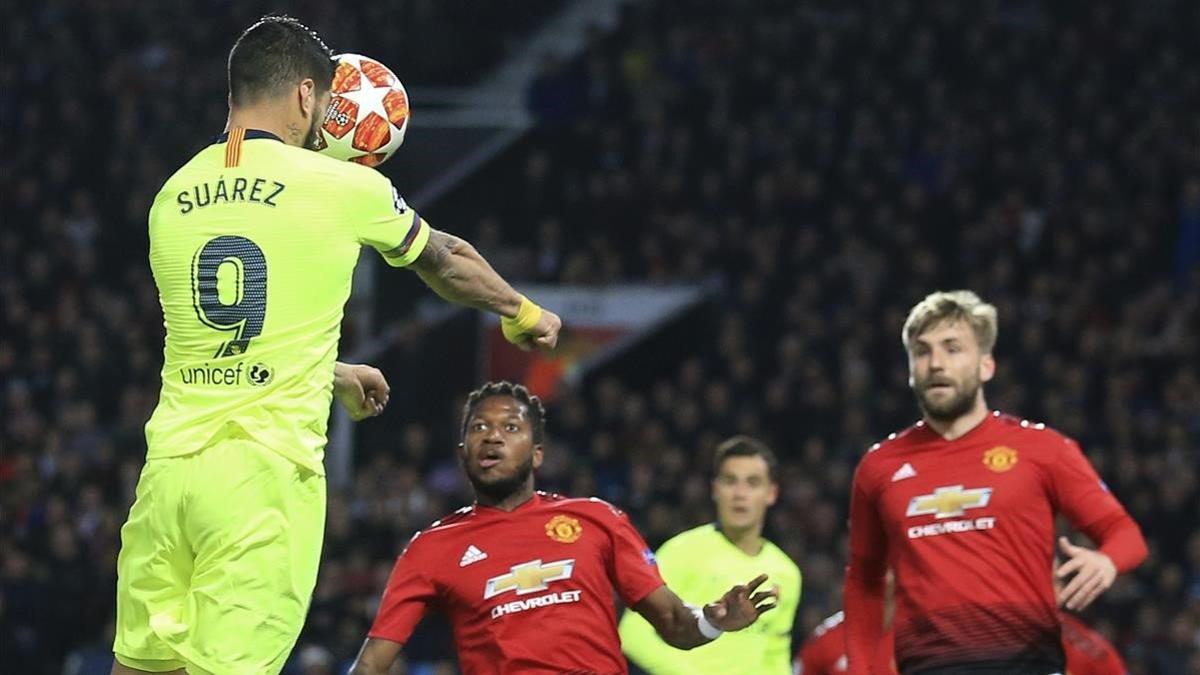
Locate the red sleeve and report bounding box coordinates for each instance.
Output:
[1088,513,1148,573]
[844,460,888,675]
[368,534,437,644]
[604,506,665,606]
[1046,438,1147,572]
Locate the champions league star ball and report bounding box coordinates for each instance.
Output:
[314,53,410,167]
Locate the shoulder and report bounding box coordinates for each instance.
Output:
[284,146,394,189]
[865,422,925,457]
[402,506,476,555]
[541,493,631,522]
[989,412,1081,455]
[856,421,924,475]
[652,524,718,557]
[153,145,219,197]
[762,539,802,577]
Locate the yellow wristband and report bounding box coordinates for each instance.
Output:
[511,295,543,330]
[501,295,543,344]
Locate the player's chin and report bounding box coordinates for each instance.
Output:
[469,464,515,483]
[920,389,960,411]
[722,508,751,524]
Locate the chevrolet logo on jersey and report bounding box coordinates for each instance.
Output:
[906,485,992,519]
[483,559,575,599]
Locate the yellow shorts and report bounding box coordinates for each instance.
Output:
[113,437,325,674]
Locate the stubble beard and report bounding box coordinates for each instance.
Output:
[916,374,982,422]
[466,454,535,503]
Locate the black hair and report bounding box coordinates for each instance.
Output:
[713,435,779,482]
[228,14,335,106]
[461,381,546,444]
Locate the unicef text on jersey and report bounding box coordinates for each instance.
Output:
[178,360,275,387]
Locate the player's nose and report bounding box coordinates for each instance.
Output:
[928,347,948,370]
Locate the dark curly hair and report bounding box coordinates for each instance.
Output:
[460,381,546,444]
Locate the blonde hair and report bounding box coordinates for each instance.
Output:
[902,290,998,354]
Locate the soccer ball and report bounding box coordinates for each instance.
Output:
[315,53,410,167]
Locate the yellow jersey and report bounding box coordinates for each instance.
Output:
[143,127,429,474]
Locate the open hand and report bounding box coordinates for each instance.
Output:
[703,574,778,632]
[1056,536,1117,611]
[334,363,390,421]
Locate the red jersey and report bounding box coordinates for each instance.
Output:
[844,412,1145,673]
[1060,613,1127,675]
[794,612,895,675]
[369,492,665,674]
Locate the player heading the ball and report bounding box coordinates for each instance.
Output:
[112,15,560,675]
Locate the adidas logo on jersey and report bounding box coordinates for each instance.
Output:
[459,544,488,567]
[892,462,917,482]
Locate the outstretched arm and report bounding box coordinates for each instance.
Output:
[405,228,560,350]
[633,574,776,650]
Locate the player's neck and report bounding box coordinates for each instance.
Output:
[226,106,304,148]
[923,395,991,440]
[720,522,764,556]
[476,485,536,512]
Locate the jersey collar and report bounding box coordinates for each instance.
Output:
[473,492,542,515]
[712,521,767,558]
[213,128,284,143]
[917,409,1000,443]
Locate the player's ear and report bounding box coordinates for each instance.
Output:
[767,481,779,507]
[532,444,544,470]
[298,78,317,117]
[979,352,996,383]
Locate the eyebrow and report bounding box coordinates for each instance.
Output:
[720,470,768,479]
[471,413,526,423]
[914,335,963,347]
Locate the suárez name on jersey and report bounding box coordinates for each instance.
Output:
[177,177,285,214]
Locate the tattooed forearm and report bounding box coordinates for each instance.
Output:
[408,228,521,316]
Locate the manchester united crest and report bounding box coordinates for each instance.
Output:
[983,446,1018,472]
[545,515,583,543]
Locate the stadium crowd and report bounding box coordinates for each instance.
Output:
[1,0,1197,673]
